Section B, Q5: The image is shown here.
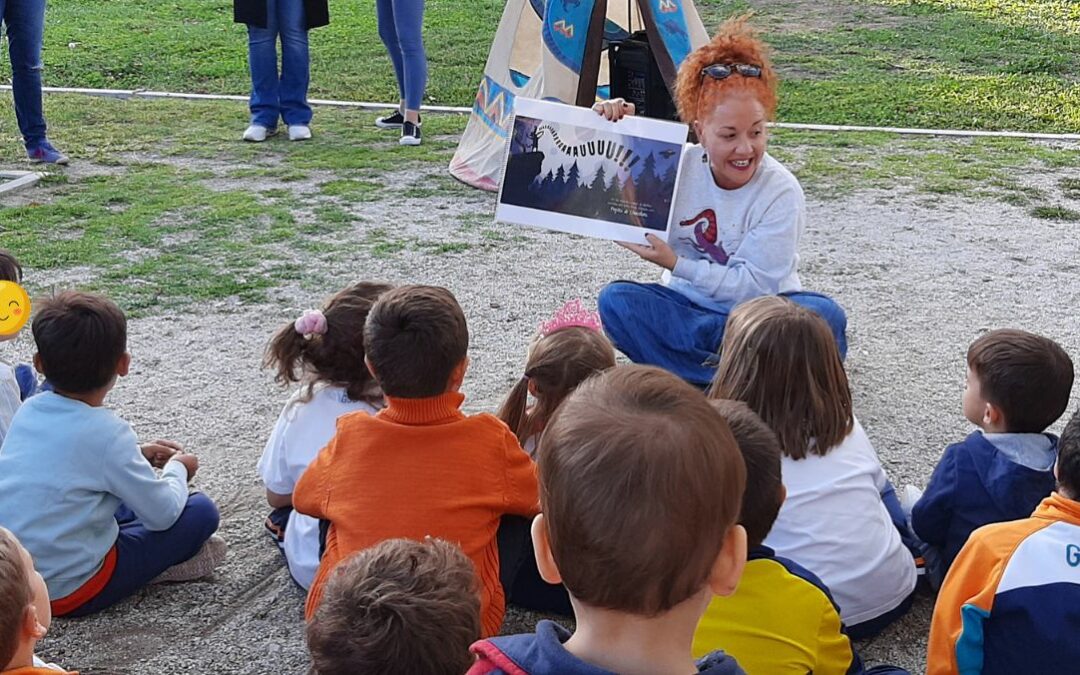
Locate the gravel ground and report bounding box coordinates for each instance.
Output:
[11,162,1080,674]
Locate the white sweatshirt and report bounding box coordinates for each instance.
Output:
[763,419,918,625]
[663,147,804,310]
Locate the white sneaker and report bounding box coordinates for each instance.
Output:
[288,125,312,141]
[242,125,276,142]
[151,534,228,584]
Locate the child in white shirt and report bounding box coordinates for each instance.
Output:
[709,295,917,638]
[258,281,393,589]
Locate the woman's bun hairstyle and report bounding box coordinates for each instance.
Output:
[675,15,779,125]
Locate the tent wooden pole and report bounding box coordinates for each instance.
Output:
[575,0,610,107]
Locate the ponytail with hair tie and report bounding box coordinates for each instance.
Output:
[294,309,328,338]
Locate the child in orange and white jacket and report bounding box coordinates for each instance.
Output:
[928,407,1080,675]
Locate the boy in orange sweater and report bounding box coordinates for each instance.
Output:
[294,285,539,636]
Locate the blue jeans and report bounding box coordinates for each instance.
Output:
[376,0,427,111]
[598,282,848,388]
[63,493,220,617]
[1,0,48,147]
[247,0,311,128]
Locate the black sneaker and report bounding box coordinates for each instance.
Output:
[400,121,422,146]
[375,111,405,128]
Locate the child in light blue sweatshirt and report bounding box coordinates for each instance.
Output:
[0,291,224,617]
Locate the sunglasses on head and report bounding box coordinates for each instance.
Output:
[700,63,763,80]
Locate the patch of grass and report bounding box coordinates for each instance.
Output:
[319,179,384,201]
[1060,178,1080,201]
[770,129,1080,204]
[0,162,305,312]
[1031,206,1080,222]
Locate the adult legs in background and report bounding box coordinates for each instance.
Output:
[4,0,65,163]
[61,493,221,617]
[275,0,311,127]
[375,0,427,121]
[781,290,848,360]
[3,0,46,146]
[598,281,729,388]
[247,0,283,129]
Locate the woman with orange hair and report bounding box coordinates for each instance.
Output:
[594,17,847,388]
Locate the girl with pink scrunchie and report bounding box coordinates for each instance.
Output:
[495,300,616,615]
[256,281,393,589]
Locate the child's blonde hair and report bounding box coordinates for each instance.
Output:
[498,323,616,446]
[264,282,393,405]
[0,527,31,668]
[708,296,852,460]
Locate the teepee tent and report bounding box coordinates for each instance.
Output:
[449,0,708,191]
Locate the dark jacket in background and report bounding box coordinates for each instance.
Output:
[233,0,329,30]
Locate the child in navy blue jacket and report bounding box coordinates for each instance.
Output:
[912,329,1073,586]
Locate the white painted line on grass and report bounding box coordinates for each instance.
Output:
[0,170,44,196]
[3,85,1079,141]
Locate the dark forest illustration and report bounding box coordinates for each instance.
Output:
[500,115,681,231]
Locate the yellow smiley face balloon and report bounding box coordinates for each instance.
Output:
[0,281,31,336]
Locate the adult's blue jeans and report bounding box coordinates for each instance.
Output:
[598,281,848,388]
[375,0,427,111]
[247,0,311,128]
[62,493,220,617]
[1,0,48,147]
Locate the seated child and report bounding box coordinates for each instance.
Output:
[495,299,615,614]
[0,526,74,674]
[497,299,616,455]
[307,537,480,675]
[927,407,1080,675]
[0,250,27,442]
[294,285,539,636]
[912,329,1073,583]
[709,296,916,639]
[695,399,867,674]
[0,291,223,617]
[257,281,393,589]
[470,365,748,675]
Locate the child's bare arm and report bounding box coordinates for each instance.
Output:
[266,489,292,509]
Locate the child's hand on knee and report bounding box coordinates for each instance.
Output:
[141,439,183,468]
[171,453,200,481]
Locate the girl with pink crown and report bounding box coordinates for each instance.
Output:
[496,300,616,614]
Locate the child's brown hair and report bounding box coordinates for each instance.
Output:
[708,296,852,460]
[675,15,778,125]
[0,251,23,283]
[538,365,745,615]
[364,285,469,399]
[1057,408,1080,499]
[264,282,392,404]
[306,538,480,675]
[0,527,31,669]
[497,326,615,446]
[709,399,784,550]
[967,329,1073,433]
[32,291,128,394]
